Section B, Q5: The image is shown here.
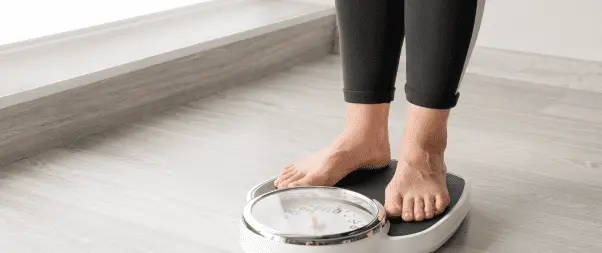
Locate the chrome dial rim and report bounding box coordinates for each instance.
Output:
[242,186,387,246]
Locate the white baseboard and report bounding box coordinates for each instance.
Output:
[459,47,602,93]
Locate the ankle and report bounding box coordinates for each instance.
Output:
[400,146,446,175]
[337,129,391,156]
[402,146,444,162]
[344,103,390,130]
[402,103,449,154]
[402,130,447,154]
[342,102,390,145]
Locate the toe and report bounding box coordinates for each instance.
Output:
[413,197,425,221]
[402,195,415,221]
[288,174,313,187]
[274,167,296,186]
[289,173,326,187]
[424,195,435,219]
[435,193,450,214]
[280,173,304,188]
[384,187,403,217]
[385,203,403,218]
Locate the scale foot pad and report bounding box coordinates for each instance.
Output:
[247,160,470,252]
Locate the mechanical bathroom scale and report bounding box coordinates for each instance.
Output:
[239,160,470,253]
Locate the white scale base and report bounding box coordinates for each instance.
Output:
[240,160,470,253]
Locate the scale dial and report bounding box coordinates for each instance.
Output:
[242,186,387,246]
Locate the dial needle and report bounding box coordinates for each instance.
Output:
[311,215,318,233]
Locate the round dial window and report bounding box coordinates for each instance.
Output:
[243,186,386,245]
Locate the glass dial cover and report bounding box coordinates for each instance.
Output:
[243,186,386,245]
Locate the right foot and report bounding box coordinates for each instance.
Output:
[274,104,391,189]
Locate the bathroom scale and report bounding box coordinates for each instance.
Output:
[239,160,470,253]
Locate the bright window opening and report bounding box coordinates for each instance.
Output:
[1,0,216,47]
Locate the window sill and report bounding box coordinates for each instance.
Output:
[0,0,335,110]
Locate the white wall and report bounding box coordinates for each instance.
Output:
[476,0,602,62]
[6,0,601,62]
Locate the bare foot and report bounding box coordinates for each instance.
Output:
[384,104,451,222]
[385,150,450,221]
[274,104,391,189]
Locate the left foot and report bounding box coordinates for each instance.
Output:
[384,104,452,222]
[384,149,450,221]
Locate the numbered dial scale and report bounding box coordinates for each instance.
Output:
[240,160,470,253]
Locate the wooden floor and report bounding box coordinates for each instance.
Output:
[1,55,601,252]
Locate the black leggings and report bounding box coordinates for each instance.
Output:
[337,0,483,109]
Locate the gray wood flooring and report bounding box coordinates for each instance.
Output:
[1,55,601,252]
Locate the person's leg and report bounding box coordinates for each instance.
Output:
[384,0,483,221]
[274,0,404,188]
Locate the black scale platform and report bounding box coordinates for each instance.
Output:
[252,160,466,237]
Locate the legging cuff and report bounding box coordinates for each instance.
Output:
[405,86,460,109]
[343,88,396,104]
